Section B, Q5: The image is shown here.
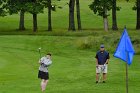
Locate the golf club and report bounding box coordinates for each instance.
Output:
[38,47,42,60]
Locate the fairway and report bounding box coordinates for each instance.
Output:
[0,35,140,93]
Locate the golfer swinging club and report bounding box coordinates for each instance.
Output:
[38,53,52,92]
[95,45,110,83]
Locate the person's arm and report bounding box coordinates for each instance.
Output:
[105,53,110,65]
[96,58,99,66]
[95,53,98,67]
[38,59,41,64]
[38,57,43,64]
[43,59,52,67]
[105,59,109,64]
[46,60,52,67]
[38,60,41,64]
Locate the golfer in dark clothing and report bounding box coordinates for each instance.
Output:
[95,45,110,83]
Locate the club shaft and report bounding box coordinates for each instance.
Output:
[39,50,41,60]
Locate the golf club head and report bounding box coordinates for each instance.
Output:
[38,47,42,50]
[38,47,42,52]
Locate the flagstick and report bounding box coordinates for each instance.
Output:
[125,26,128,93]
[126,52,128,93]
[126,62,128,93]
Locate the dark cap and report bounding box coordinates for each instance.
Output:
[100,45,105,48]
[46,53,52,56]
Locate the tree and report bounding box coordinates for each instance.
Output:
[19,10,25,30]
[18,0,27,31]
[47,0,52,31]
[18,0,27,30]
[5,0,28,31]
[136,0,140,30]
[130,0,140,30]
[26,0,44,32]
[89,0,112,31]
[132,0,140,30]
[6,0,45,32]
[112,0,118,30]
[40,0,57,31]
[76,0,82,30]
[68,0,76,31]
[112,0,121,31]
[32,0,38,32]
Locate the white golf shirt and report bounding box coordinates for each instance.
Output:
[39,56,52,72]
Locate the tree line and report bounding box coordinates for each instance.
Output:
[0,0,140,32]
[89,0,140,31]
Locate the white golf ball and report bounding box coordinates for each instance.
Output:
[38,47,41,50]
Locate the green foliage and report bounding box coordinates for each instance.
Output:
[5,0,29,14]
[116,6,121,11]
[76,36,112,52]
[25,2,44,14]
[131,36,140,54]
[89,0,112,17]
[132,5,137,10]
[132,0,140,11]
[0,0,7,16]
[76,37,95,49]
[5,0,57,15]
[0,8,6,17]
[89,0,121,18]
[75,32,140,54]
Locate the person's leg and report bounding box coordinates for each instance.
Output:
[96,73,99,82]
[41,79,48,92]
[103,73,106,82]
[96,65,101,83]
[103,65,107,82]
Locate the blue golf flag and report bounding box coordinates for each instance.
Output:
[114,29,135,65]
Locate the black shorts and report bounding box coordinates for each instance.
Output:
[38,70,49,80]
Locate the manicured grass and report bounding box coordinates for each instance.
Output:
[0,35,140,93]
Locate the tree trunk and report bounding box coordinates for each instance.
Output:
[112,0,118,31]
[103,7,108,31]
[76,0,82,30]
[68,0,75,31]
[33,13,37,32]
[48,0,52,31]
[136,0,140,30]
[19,10,25,31]
[103,17,109,31]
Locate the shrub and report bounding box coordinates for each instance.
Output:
[75,32,140,54]
[76,37,93,49]
[76,36,104,50]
